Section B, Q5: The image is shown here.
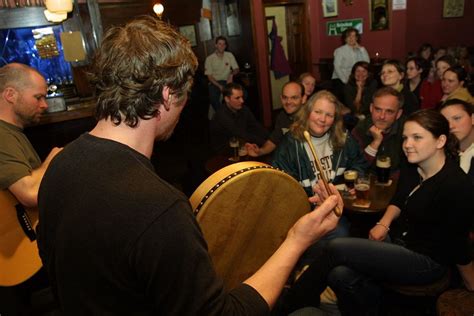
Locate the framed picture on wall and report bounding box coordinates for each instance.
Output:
[443,0,464,18]
[226,1,241,36]
[179,25,197,47]
[322,0,338,18]
[369,0,390,30]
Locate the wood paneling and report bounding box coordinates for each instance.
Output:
[0,7,54,29]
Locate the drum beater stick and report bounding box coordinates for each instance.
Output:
[303,131,342,217]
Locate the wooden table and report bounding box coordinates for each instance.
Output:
[343,175,398,213]
[342,175,398,237]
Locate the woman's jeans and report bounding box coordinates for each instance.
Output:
[283,237,447,315]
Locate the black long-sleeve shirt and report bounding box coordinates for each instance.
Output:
[390,159,474,266]
[210,105,269,153]
[37,134,269,315]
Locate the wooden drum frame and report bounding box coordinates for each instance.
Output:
[190,161,310,290]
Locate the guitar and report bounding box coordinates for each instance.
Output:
[0,189,42,286]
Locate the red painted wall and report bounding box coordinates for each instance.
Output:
[406,0,474,54]
[308,0,474,61]
[309,0,402,60]
[255,0,474,125]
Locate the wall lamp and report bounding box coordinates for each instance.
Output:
[153,3,165,19]
[44,0,73,23]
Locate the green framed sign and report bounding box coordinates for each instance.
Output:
[326,19,363,36]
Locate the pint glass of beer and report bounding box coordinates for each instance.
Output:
[229,137,240,162]
[355,175,370,205]
[376,156,391,184]
[343,170,358,199]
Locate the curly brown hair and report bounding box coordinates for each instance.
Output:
[89,16,198,127]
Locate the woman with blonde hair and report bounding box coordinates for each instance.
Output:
[273,90,367,252]
[273,90,367,197]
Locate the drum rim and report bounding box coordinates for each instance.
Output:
[191,162,281,214]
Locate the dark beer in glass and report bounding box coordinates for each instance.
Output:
[344,170,358,190]
[376,156,391,184]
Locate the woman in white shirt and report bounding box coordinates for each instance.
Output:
[332,28,370,85]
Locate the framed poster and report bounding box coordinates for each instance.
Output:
[369,0,389,30]
[443,0,464,18]
[179,25,197,47]
[226,1,241,36]
[322,0,338,18]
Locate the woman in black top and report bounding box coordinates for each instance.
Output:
[405,57,424,104]
[343,61,378,118]
[380,59,419,115]
[281,110,474,315]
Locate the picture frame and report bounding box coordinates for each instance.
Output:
[179,25,197,47]
[369,0,390,31]
[322,0,338,18]
[442,0,464,18]
[225,1,241,36]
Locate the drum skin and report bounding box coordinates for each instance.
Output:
[189,161,310,290]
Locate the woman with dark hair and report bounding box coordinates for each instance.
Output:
[458,46,472,78]
[343,61,378,118]
[332,28,370,85]
[441,66,474,104]
[420,55,457,109]
[280,109,474,315]
[380,59,419,115]
[405,57,424,103]
[440,99,474,183]
[418,43,433,78]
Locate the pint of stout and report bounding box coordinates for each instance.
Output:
[376,156,391,184]
[343,170,358,190]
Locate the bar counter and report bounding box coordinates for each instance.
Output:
[26,98,97,160]
[37,98,96,126]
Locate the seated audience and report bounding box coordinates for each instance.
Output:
[417,43,433,79]
[405,57,424,103]
[458,46,472,78]
[246,81,306,157]
[272,90,367,197]
[210,82,269,153]
[298,72,316,99]
[351,87,405,177]
[420,55,457,109]
[380,59,419,115]
[433,47,447,63]
[424,47,447,83]
[281,110,474,315]
[331,28,370,102]
[36,16,342,315]
[205,36,239,112]
[343,61,378,118]
[441,66,474,105]
[440,99,474,183]
[332,28,370,85]
[272,90,367,247]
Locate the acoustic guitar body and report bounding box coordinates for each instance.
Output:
[0,190,42,286]
[190,162,310,290]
